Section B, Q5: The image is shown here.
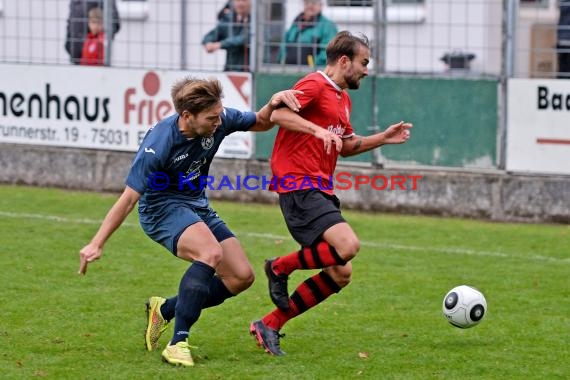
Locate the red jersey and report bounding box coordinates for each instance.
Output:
[80,32,105,66]
[270,71,354,195]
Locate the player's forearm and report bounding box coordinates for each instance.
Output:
[252,102,275,131]
[270,108,320,135]
[90,204,131,247]
[90,189,138,247]
[340,133,387,157]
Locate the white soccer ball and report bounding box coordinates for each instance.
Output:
[442,285,487,329]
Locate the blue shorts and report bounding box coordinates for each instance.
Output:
[139,200,234,256]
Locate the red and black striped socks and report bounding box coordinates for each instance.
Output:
[262,271,341,331]
[272,240,346,276]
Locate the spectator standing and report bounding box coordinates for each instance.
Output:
[217,0,233,20]
[558,1,570,78]
[279,0,338,67]
[202,0,251,72]
[80,7,105,66]
[65,0,121,65]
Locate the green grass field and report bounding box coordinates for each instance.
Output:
[1,185,568,379]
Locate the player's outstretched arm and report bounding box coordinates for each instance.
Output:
[340,121,412,157]
[250,90,302,131]
[78,186,140,275]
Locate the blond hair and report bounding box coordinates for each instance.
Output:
[171,77,224,115]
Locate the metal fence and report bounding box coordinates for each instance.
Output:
[0,0,567,78]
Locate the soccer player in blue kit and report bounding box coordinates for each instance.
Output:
[78,77,300,367]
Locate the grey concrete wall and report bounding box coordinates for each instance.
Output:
[0,144,568,224]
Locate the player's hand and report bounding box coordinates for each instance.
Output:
[315,128,343,154]
[382,121,412,144]
[270,90,302,112]
[78,243,102,275]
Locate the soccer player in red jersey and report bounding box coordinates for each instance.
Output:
[250,31,413,356]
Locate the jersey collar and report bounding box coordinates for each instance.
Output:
[317,70,342,92]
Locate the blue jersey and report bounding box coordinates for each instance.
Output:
[126,107,256,208]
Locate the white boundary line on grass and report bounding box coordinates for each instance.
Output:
[1,211,568,264]
[243,232,570,264]
[0,211,139,228]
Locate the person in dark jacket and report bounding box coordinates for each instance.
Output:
[279,0,338,67]
[65,0,121,65]
[558,1,570,78]
[202,0,251,72]
[217,0,232,20]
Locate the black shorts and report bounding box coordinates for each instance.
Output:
[279,189,346,247]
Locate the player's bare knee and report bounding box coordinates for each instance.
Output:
[226,269,254,294]
[205,246,224,268]
[337,273,352,288]
[239,268,255,290]
[338,237,360,261]
[175,248,192,261]
[331,271,352,288]
[178,245,223,267]
[326,265,352,288]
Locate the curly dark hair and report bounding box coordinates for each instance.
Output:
[325,31,370,65]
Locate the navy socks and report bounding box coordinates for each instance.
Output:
[170,261,215,345]
[160,275,235,320]
[202,275,234,308]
